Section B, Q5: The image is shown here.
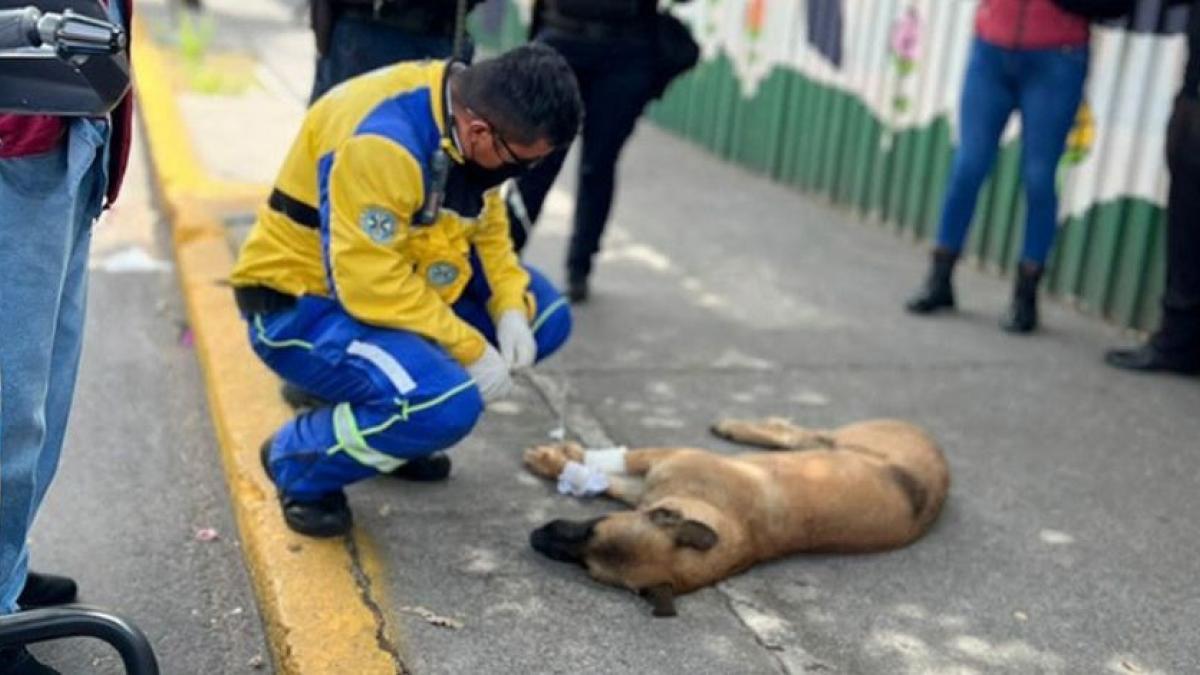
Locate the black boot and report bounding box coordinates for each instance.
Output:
[17,572,77,609]
[906,248,959,314]
[0,647,59,675]
[389,453,452,482]
[1001,261,1044,334]
[261,438,352,538]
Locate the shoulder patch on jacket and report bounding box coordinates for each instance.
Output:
[360,206,398,243]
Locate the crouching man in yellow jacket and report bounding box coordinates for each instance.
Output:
[230,45,582,537]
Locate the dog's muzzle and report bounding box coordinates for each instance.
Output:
[530,518,602,564]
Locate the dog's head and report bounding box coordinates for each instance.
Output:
[530,499,726,617]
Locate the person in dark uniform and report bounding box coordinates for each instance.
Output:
[510,0,692,303]
[309,0,484,103]
[1106,1,1200,375]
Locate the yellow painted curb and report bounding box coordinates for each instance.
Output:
[132,17,405,675]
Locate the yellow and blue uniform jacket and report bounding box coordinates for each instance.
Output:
[231,60,530,366]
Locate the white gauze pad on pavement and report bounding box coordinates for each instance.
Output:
[557,461,609,497]
[583,446,628,473]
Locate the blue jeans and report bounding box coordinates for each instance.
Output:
[0,119,109,614]
[252,263,571,501]
[310,16,472,103]
[936,38,1088,265]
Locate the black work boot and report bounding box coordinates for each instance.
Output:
[389,453,452,482]
[1001,261,1044,334]
[0,647,60,675]
[906,248,958,314]
[260,438,352,538]
[17,572,78,609]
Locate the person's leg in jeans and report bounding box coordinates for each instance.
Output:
[998,45,1087,333]
[0,119,107,620]
[565,39,658,295]
[936,39,1019,254]
[908,38,1017,314]
[310,16,465,103]
[1014,47,1087,267]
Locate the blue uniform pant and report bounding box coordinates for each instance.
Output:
[0,119,109,614]
[250,263,571,501]
[936,38,1088,266]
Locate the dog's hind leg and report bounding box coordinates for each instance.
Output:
[711,417,831,450]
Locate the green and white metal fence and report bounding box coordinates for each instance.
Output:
[474,0,1192,332]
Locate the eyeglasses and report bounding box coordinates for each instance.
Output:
[490,126,546,170]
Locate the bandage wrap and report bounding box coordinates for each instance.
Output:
[583,446,627,473]
[557,461,609,497]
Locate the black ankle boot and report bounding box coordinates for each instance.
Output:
[18,572,78,608]
[906,248,959,314]
[1001,262,1044,334]
[261,438,352,538]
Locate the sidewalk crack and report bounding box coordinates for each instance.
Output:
[345,533,409,674]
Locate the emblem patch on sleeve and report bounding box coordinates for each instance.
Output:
[360,207,398,243]
[426,261,460,287]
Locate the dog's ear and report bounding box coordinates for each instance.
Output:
[674,520,718,551]
[648,507,683,528]
[642,584,677,617]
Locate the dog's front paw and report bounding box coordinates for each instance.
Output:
[523,442,585,478]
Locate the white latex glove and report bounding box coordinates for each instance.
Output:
[496,309,537,370]
[467,344,514,403]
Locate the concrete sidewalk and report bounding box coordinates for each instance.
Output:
[139,0,1200,672]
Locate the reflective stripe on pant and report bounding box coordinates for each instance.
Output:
[251,263,571,500]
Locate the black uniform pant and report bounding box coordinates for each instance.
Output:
[1154,96,1200,357]
[512,29,659,281]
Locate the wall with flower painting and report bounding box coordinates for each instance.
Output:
[473,0,1192,332]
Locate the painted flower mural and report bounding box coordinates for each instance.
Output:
[889,6,921,114]
[1058,100,1095,187]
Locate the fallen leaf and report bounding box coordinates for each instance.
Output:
[399,605,463,630]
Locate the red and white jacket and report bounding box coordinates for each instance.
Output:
[976,0,1091,50]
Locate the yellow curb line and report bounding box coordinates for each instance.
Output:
[132,18,405,675]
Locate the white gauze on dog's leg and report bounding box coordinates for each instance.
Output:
[557,461,609,497]
[583,446,627,474]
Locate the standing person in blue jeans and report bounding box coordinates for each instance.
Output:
[0,1,134,671]
[906,0,1091,333]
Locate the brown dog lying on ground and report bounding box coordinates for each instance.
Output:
[525,417,950,616]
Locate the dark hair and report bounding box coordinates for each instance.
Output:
[454,43,582,148]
